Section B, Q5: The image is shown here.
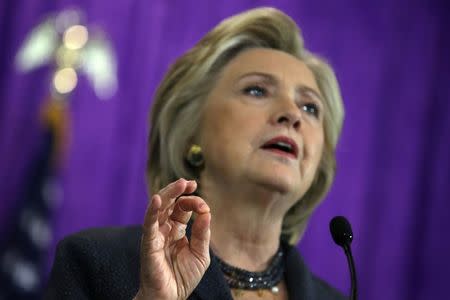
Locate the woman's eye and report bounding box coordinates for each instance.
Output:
[243,86,267,98]
[302,103,320,117]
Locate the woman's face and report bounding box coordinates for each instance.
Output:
[200,48,324,202]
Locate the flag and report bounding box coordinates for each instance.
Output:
[0,99,68,299]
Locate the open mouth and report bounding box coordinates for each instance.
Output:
[261,136,298,158]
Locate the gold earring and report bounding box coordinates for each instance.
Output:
[186,144,204,167]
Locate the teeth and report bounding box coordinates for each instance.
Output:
[276,142,292,150]
[266,141,293,153]
[262,140,295,154]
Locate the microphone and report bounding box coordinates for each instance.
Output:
[329,216,357,300]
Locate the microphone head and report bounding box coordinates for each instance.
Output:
[330,216,353,247]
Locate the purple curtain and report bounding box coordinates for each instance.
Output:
[1,0,449,299]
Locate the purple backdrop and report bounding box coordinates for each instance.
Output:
[1,0,449,299]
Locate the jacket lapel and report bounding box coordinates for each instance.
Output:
[283,243,315,300]
[186,220,233,300]
[190,254,233,300]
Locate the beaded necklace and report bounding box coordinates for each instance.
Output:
[215,246,284,296]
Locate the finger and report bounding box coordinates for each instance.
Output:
[157,179,198,224]
[143,195,161,235]
[170,196,208,224]
[166,196,204,245]
[141,195,163,254]
[158,178,193,215]
[159,179,197,199]
[156,179,187,224]
[158,201,176,225]
[159,222,172,238]
[189,211,211,262]
[184,180,197,195]
[159,178,189,201]
[168,222,187,244]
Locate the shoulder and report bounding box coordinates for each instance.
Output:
[57,225,142,253]
[54,225,142,272]
[45,226,142,300]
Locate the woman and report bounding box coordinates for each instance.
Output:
[45,7,345,300]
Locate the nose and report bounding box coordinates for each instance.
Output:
[272,97,301,130]
[276,112,301,130]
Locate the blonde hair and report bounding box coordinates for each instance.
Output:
[147,7,344,244]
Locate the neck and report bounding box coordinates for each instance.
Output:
[200,174,292,272]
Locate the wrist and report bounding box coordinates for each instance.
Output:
[134,289,178,300]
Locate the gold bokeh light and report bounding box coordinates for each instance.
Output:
[53,68,78,94]
[63,25,88,50]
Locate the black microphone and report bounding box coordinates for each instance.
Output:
[330,216,357,300]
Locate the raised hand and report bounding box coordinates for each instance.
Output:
[134,178,211,300]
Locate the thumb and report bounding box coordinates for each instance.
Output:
[189,212,211,263]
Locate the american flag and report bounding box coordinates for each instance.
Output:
[0,99,67,299]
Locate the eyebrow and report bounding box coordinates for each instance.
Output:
[237,71,324,102]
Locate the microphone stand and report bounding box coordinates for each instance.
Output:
[343,244,357,300]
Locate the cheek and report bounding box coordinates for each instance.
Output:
[203,103,236,143]
[201,102,264,165]
[201,103,240,159]
[311,135,324,164]
[301,128,325,174]
[204,100,260,140]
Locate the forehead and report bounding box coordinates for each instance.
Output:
[219,48,319,90]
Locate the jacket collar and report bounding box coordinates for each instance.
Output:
[186,220,233,299]
[186,222,316,300]
[191,242,318,300]
[283,242,316,299]
[191,252,234,300]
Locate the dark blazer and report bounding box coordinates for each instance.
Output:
[44,226,346,300]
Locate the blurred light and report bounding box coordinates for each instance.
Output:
[12,260,39,291]
[29,216,52,250]
[15,21,57,72]
[81,39,117,99]
[19,210,52,250]
[55,10,81,33]
[63,25,88,50]
[1,251,39,292]
[55,45,80,67]
[53,68,78,94]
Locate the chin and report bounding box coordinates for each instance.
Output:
[256,170,300,196]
